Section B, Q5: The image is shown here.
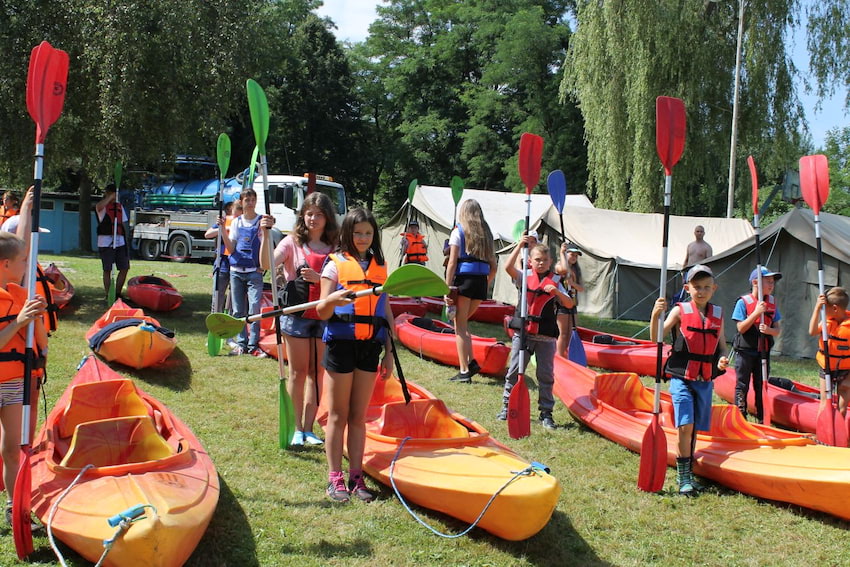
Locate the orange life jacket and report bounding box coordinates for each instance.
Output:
[665,301,723,381]
[323,252,388,342]
[0,284,45,382]
[817,313,850,372]
[0,205,19,225]
[403,232,428,263]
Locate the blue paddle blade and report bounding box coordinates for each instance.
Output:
[568,329,587,366]
[547,170,567,213]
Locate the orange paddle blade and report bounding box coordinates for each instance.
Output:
[637,415,667,492]
[12,448,33,558]
[507,375,531,439]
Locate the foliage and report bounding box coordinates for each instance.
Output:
[820,125,850,215]
[806,0,850,110]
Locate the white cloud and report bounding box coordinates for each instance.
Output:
[315,0,378,43]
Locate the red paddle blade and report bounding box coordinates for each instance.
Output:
[816,403,837,446]
[518,133,544,194]
[747,155,759,215]
[836,405,849,447]
[762,380,772,426]
[637,415,667,492]
[799,154,830,215]
[12,449,33,559]
[655,96,686,175]
[26,41,70,144]
[507,375,531,439]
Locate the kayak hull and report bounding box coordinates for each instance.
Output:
[86,299,176,369]
[43,263,75,310]
[421,297,515,324]
[30,356,219,567]
[388,297,428,317]
[127,276,183,312]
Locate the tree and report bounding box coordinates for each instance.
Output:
[806,0,850,111]
[821,126,850,215]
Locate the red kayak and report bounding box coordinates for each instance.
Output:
[126,275,183,312]
[421,297,515,324]
[389,297,427,317]
[43,263,75,310]
[394,313,509,376]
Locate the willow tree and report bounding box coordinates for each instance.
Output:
[561,0,805,215]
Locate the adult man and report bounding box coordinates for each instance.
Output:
[95,184,131,301]
[683,225,713,268]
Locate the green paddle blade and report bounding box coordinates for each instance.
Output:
[246,145,260,188]
[114,161,123,191]
[107,278,116,305]
[206,331,222,356]
[385,264,448,297]
[279,381,296,449]
[512,219,525,241]
[408,179,418,203]
[450,175,464,205]
[246,79,269,155]
[217,133,231,181]
[206,312,244,340]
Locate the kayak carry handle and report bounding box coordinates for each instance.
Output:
[107,504,152,528]
[530,461,551,474]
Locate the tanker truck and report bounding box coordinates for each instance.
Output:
[130,156,348,262]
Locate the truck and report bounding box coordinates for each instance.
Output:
[129,156,348,262]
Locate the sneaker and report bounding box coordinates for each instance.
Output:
[303,431,324,445]
[539,414,556,430]
[228,346,246,356]
[5,505,43,532]
[449,371,472,384]
[496,406,508,421]
[468,359,481,377]
[348,475,375,503]
[290,431,305,446]
[326,479,350,503]
[248,348,268,359]
[678,481,697,496]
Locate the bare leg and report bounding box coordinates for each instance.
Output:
[346,368,378,471]
[325,370,352,472]
[453,296,481,372]
[556,313,572,358]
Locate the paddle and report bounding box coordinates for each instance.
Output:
[107,160,122,305]
[508,133,543,440]
[450,175,464,228]
[14,40,69,559]
[638,96,685,493]
[801,154,847,447]
[399,179,418,267]
[747,156,772,426]
[246,79,296,448]
[207,264,448,339]
[207,133,231,356]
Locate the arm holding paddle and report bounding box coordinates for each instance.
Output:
[257,214,276,271]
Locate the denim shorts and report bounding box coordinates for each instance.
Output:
[280,315,326,339]
[670,378,713,432]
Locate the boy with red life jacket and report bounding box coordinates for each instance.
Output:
[400,219,428,265]
[95,184,131,301]
[651,265,729,496]
[808,286,850,416]
[732,267,782,422]
[498,237,573,430]
[0,232,48,519]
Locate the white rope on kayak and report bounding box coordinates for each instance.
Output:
[389,436,548,538]
[48,464,94,567]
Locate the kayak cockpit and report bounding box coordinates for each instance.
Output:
[375,399,480,440]
[594,372,676,427]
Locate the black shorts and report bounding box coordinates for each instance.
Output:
[99,245,130,271]
[453,274,488,301]
[323,339,383,373]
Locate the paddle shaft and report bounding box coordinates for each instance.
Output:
[244,285,385,324]
[518,195,532,380]
[814,214,836,402]
[652,173,672,414]
[753,213,771,421]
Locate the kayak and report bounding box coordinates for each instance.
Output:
[42,263,74,310]
[389,297,428,317]
[86,299,176,369]
[421,297,515,324]
[29,355,219,567]
[395,313,510,376]
[713,368,821,434]
[553,354,850,521]
[126,275,183,312]
[258,330,290,361]
[318,374,561,540]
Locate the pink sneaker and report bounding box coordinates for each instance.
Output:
[326,474,349,503]
[348,473,375,503]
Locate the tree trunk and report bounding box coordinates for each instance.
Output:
[79,171,92,253]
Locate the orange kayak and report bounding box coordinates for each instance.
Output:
[29,356,219,567]
[553,354,850,521]
[258,330,289,360]
[395,313,509,376]
[126,275,183,312]
[86,299,176,369]
[42,263,75,310]
[319,376,561,540]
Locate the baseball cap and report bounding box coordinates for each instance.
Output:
[566,246,582,256]
[686,264,713,282]
[408,219,419,226]
[749,266,782,282]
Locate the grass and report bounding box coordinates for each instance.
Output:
[0,253,843,566]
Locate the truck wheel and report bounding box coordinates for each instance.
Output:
[168,235,190,263]
[139,240,160,261]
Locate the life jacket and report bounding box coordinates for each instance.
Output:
[323,252,388,342]
[403,232,428,264]
[456,225,490,276]
[664,301,724,381]
[510,271,560,337]
[0,284,45,381]
[285,243,329,320]
[0,205,18,225]
[733,293,776,352]
[96,202,125,236]
[228,216,260,270]
[817,314,850,372]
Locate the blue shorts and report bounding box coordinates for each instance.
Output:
[99,245,130,271]
[280,315,325,339]
[670,378,713,432]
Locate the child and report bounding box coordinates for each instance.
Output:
[444,199,496,383]
[205,200,239,315]
[260,192,338,447]
[0,233,48,521]
[95,184,131,301]
[220,189,270,357]
[554,243,585,358]
[731,267,782,422]
[498,236,573,429]
[400,219,428,265]
[808,287,850,415]
[650,264,729,495]
[317,207,394,503]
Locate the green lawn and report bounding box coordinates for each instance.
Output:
[0,253,844,567]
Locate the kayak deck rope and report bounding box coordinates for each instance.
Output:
[389,436,549,538]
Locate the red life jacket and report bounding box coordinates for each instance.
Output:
[323,253,388,342]
[403,233,428,263]
[665,301,723,381]
[521,271,560,337]
[817,314,850,372]
[96,202,125,236]
[733,293,776,351]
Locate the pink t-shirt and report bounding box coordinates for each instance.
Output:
[274,236,333,282]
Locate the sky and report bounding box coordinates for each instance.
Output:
[315,1,847,149]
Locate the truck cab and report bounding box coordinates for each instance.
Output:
[250,174,347,236]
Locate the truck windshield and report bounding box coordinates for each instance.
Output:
[316,184,346,215]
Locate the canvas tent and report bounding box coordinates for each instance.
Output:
[699,207,850,359]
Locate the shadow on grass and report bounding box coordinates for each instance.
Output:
[279,538,373,559]
[119,347,193,391]
[187,476,259,567]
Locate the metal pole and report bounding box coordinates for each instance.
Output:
[727,0,745,218]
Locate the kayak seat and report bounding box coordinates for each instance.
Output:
[378,400,470,439]
[591,334,637,346]
[707,405,763,440]
[369,375,408,406]
[58,379,151,439]
[411,317,455,335]
[59,415,175,469]
[102,309,146,325]
[138,275,169,286]
[594,372,676,425]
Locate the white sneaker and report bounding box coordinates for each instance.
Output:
[290,431,305,446]
[303,431,324,445]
